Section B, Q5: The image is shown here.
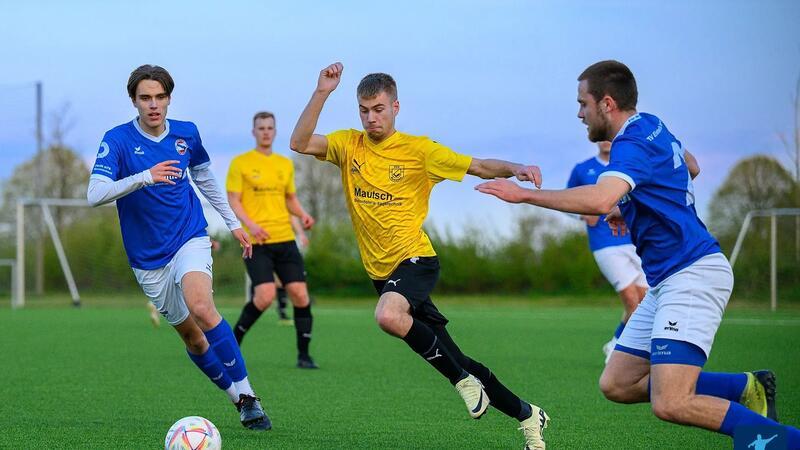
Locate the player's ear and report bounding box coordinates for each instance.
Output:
[392,99,400,116]
[602,95,616,113]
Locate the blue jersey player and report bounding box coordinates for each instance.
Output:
[567,140,648,363]
[87,65,271,431]
[477,60,799,445]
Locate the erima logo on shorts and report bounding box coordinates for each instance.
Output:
[664,320,679,332]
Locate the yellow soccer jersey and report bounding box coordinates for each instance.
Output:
[324,129,472,279]
[226,150,296,244]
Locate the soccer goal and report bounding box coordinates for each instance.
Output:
[729,208,800,311]
[10,197,231,309]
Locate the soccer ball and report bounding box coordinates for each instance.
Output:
[164,416,221,450]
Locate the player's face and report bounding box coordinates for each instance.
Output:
[358,91,399,143]
[252,117,276,148]
[577,80,611,142]
[133,80,170,134]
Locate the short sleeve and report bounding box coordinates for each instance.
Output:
[424,139,472,183]
[566,164,581,189]
[287,160,297,194]
[90,133,122,181]
[225,157,243,193]
[599,138,652,191]
[188,123,211,169]
[324,129,352,167]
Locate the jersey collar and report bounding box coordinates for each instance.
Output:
[613,112,641,141]
[132,117,171,143]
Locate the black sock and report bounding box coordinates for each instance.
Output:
[402,319,467,385]
[431,325,528,419]
[293,305,312,357]
[277,287,289,318]
[234,301,264,344]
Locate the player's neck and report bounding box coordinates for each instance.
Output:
[609,110,637,139]
[137,117,166,137]
[597,152,610,163]
[256,145,273,156]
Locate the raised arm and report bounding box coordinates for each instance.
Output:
[289,62,344,157]
[476,176,630,215]
[467,158,542,188]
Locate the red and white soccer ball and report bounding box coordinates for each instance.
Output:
[164,416,221,450]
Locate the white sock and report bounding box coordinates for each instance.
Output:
[234,376,255,397]
[223,383,238,403]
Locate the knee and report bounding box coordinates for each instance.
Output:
[182,330,208,354]
[253,290,274,310]
[374,307,399,334]
[286,285,310,307]
[651,396,689,423]
[599,372,633,403]
[191,303,220,330]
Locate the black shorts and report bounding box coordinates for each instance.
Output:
[372,256,449,326]
[245,241,306,286]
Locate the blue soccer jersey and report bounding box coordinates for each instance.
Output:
[567,156,633,252]
[598,113,721,286]
[90,118,210,270]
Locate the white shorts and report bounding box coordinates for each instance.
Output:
[593,244,648,292]
[133,236,213,326]
[617,252,733,359]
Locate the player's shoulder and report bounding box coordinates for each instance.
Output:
[103,120,135,142]
[273,152,294,165]
[167,118,200,136]
[574,155,598,169]
[229,149,253,165]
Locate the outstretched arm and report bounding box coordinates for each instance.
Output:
[467,158,542,188]
[290,62,343,157]
[476,176,630,215]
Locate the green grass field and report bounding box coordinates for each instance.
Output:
[1,296,798,449]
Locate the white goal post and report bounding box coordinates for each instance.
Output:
[11,197,228,309]
[729,208,800,312]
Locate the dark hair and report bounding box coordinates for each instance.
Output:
[252,111,275,127]
[357,73,397,101]
[127,65,174,99]
[578,60,637,111]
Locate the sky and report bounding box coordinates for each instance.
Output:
[1,0,798,236]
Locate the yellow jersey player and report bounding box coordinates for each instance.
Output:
[227,111,318,369]
[289,62,549,450]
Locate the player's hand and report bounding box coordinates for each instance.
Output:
[475,178,530,203]
[300,213,315,230]
[513,164,542,189]
[581,215,600,227]
[298,233,310,248]
[247,223,270,243]
[149,160,182,185]
[232,228,252,259]
[605,207,627,236]
[317,62,343,93]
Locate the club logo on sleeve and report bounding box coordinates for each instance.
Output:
[175,138,189,155]
[389,165,404,182]
[97,142,110,158]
